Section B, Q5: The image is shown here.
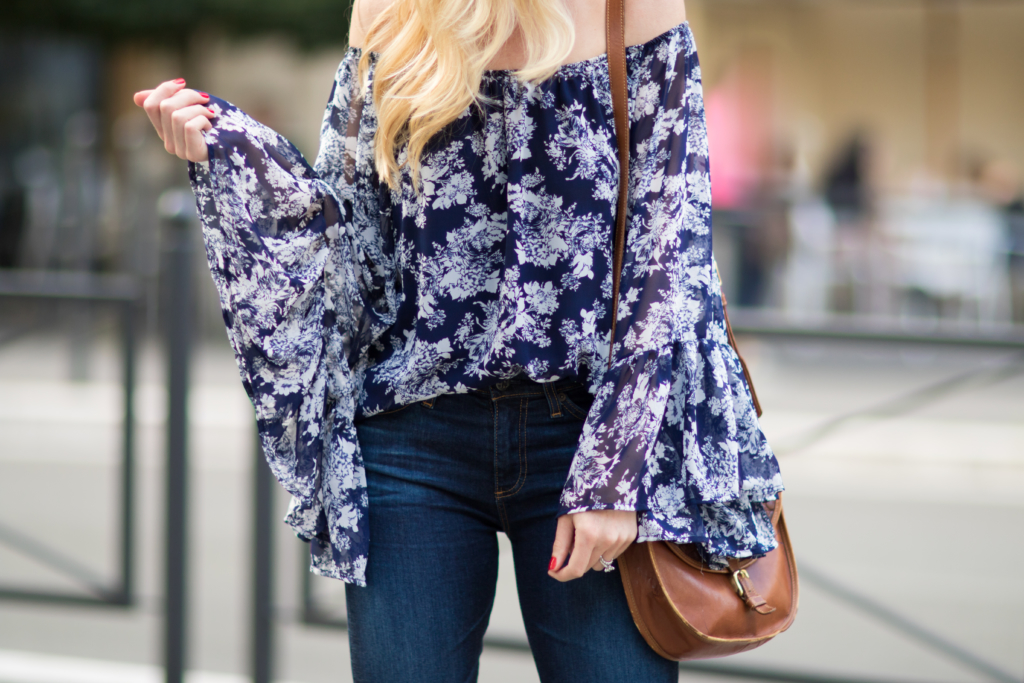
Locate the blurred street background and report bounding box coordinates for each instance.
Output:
[1,0,1022,682]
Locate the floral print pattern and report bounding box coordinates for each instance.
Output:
[188,22,784,586]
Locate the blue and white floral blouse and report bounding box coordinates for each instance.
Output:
[188,21,784,586]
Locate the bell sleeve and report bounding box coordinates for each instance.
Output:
[188,48,395,585]
[558,30,784,565]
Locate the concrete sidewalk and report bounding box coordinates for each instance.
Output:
[0,331,1021,682]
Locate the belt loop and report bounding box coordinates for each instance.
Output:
[542,381,562,418]
[421,396,436,409]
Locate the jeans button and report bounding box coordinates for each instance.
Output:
[496,380,510,390]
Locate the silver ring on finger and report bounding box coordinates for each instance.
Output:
[599,555,615,572]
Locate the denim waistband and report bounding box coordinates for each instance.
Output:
[442,372,582,419]
[469,373,580,396]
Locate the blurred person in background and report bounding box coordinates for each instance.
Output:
[0,181,25,268]
[977,159,1024,323]
[824,133,871,224]
[777,141,836,318]
[1007,195,1024,323]
[733,152,791,308]
[823,131,879,313]
[132,0,783,681]
[874,154,1012,324]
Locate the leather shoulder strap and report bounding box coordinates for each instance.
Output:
[606,0,628,370]
[602,4,763,418]
[721,291,763,417]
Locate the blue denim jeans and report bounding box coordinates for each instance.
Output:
[347,373,677,683]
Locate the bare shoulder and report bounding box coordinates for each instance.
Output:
[624,0,688,46]
[348,0,394,48]
[558,0,686,64]
[348,0,687,54]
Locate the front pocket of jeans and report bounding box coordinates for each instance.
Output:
[558,387,594,421]
[375,402,412,417]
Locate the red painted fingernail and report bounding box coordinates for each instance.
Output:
[198,92,209,98]
[174,78,185,84]
[548,557,557,571]
[208,108,215,114]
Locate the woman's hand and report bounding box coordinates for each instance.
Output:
[548,509,637,582]
[132,79,215,163]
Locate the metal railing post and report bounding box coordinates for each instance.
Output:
[252,427,275,683]
[117,297,137,605]
[160,190,195,683]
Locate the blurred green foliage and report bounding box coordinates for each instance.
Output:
[1,0,353,47]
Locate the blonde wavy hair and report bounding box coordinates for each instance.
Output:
[358,0,575,188]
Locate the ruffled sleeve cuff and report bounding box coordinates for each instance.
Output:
[560,321,784,565]
[187,95,373,586]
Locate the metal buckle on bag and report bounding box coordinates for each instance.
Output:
[731,569,750,598]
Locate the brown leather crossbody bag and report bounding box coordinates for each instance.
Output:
[603,0,799,660]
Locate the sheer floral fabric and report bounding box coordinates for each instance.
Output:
[188,22,784,586]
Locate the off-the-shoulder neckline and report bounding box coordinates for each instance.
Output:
[347,20,691,80]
